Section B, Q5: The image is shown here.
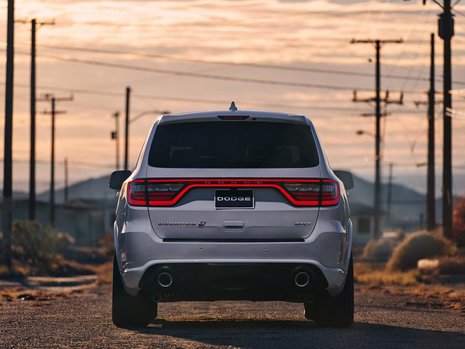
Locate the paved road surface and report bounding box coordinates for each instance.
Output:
[1,284,464,348]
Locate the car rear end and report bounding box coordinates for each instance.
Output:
[111,109,353,327]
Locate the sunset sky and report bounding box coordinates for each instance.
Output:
[1,0,465,195]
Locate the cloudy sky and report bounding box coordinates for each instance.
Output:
[0,0,465,195]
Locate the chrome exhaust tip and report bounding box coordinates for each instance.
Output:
[294,271,310,288]
[157,271,173,288]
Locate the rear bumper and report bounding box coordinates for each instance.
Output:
[127,260,344,301]
[115,219,352,298]
[137,262,330,302]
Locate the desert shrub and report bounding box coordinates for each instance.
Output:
[12,221,73,273]
[387,230,453,271]
[363,238,396,261]
[453,197,465,247]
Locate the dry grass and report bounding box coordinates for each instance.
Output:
[356,261,465,312]
[355,262,419,286]
[91,261,113,285]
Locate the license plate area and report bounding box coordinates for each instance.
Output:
[215,189,254,209]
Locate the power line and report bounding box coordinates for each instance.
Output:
[10,37,451,86]
[7,49,429,93]
[2,47,443,94]
[26,43,464,86]
[0,79,365,112]
[34,53,365,91]
[38,43,462,85]
[0,79,450,118]
[0,79,440,117]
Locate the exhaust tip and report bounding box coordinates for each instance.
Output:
[294,271,310,288]
[157,271,173,288]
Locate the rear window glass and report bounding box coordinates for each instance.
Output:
[148,121,319,168]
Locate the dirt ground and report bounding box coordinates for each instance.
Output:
[1,277,464,349]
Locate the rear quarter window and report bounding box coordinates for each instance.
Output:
[148,121,319,168]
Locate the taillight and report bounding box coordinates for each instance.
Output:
[126,178,339,207]
[127,181,146,206]
[283,183,320,205]
[283,180,339,207]
[127,180,185,206]
[320,181,339,206]
[147,183,184,203]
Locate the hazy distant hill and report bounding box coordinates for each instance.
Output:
[37,175,115,204]
[0,190,29,201]
[350,175,425,206]
[349,175,429,230]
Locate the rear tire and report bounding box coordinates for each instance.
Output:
[112,253,157,328]
[313,256,354,327]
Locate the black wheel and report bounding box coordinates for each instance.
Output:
[112,253,157,328]
[313,256,354,327]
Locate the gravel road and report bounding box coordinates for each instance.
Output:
[1,284,464,349]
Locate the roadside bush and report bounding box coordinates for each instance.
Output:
[363,238,396,261]
[387,230,453,272]
[12,221,73,274]
[453,197,465,247]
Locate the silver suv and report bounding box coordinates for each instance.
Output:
[109,104,354,328]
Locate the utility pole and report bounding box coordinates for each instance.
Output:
[111,112,120,170]
[124,87,131,171]
[64,158,69,203]
[29,19,36,220]
[427,33,436,231]
[387,162,394,220]
[351,38,403,240]
[413,0,455,236]
[16,18,54,221]
[414,33,439,231]
[2,0,15,274]
[40,94,73,227]
[440,0,454,238]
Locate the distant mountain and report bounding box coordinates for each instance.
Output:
[37,175,115,204]
[0,190,29,202]
[349,174,437,230]
[350,174,425,206]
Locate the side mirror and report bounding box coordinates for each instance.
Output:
[109,170,131,190]
[334,170,354,190]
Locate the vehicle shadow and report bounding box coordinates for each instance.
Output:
[131,320,465,349]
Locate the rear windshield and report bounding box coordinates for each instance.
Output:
[148,121,319,168]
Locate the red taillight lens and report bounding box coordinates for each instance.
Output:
[127,180,185,206]
[320,181,339,206]
[283,180,339,207]
[147,183,184,203]
[283,183,321,205]
[127,181,146,206]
